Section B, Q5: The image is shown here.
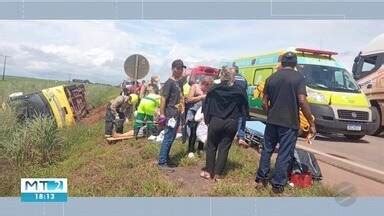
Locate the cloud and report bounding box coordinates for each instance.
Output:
[0,20,383,84]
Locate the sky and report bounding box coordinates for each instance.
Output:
[0,20,383,84]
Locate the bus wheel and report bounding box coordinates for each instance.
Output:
[371,106,383,136]
[344,134,365,140]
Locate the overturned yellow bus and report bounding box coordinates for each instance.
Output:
[8,84,88,128]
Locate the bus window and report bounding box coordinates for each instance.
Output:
[253,68,273,85]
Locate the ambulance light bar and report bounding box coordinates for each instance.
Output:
[296,48,338,58]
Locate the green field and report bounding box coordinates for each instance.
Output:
[0,76,119,107]
[0,76,336,197]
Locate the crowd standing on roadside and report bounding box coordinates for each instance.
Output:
[106,53,315,194]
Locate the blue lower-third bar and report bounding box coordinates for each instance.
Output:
[21,193,67,202]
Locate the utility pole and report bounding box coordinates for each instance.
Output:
[1,55,10,81]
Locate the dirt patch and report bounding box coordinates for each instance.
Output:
[0,158,11,174]
[165,161,215,196]
[80,105,106,124]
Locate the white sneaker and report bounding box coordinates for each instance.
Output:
[176,133,182,139]
[148,135,156,141]
[155,131,165,142]
[197,150,204,157]
[187,152,195,159]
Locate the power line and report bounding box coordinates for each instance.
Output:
[1,54,11,81]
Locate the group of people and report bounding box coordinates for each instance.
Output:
[106,52,316,194]
[105,75,161,138]
[157,60,250,178]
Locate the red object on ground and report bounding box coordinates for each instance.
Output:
[290,172,313,188]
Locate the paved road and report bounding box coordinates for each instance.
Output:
[296,133,384,195]
[298,134,384,172]
[318,161,384,196]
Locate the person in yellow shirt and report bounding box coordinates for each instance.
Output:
[133,92,161,138]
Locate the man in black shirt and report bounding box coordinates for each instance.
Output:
[255,52,316,193]
[158,59,186,171]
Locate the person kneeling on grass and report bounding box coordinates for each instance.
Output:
[133,93,161,138]
[200,66,249,181]
[105,94,135,138]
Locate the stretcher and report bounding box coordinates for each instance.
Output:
[105,130,134,144]
[244,121,265,148]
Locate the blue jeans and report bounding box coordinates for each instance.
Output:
[237,116,246,140]
[158,118,180,165]
[256,123,298,187]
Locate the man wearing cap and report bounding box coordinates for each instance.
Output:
[158,59,186,171]
[255,52,316,194]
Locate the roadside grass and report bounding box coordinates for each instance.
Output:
[119,136,336,197]
[28,122,180,197]
[0,76,121,196]
[0,76,336,196]
[85,84,120,108]
[179,155,201,167]
[0,121,181,196]
[0,119,337,196]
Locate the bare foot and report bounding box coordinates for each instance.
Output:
[200,171,212,180]
[238,139,250,148]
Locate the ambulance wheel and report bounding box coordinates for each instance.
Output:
[343,134,365,140]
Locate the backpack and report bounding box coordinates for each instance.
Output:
[292,148,322,181]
